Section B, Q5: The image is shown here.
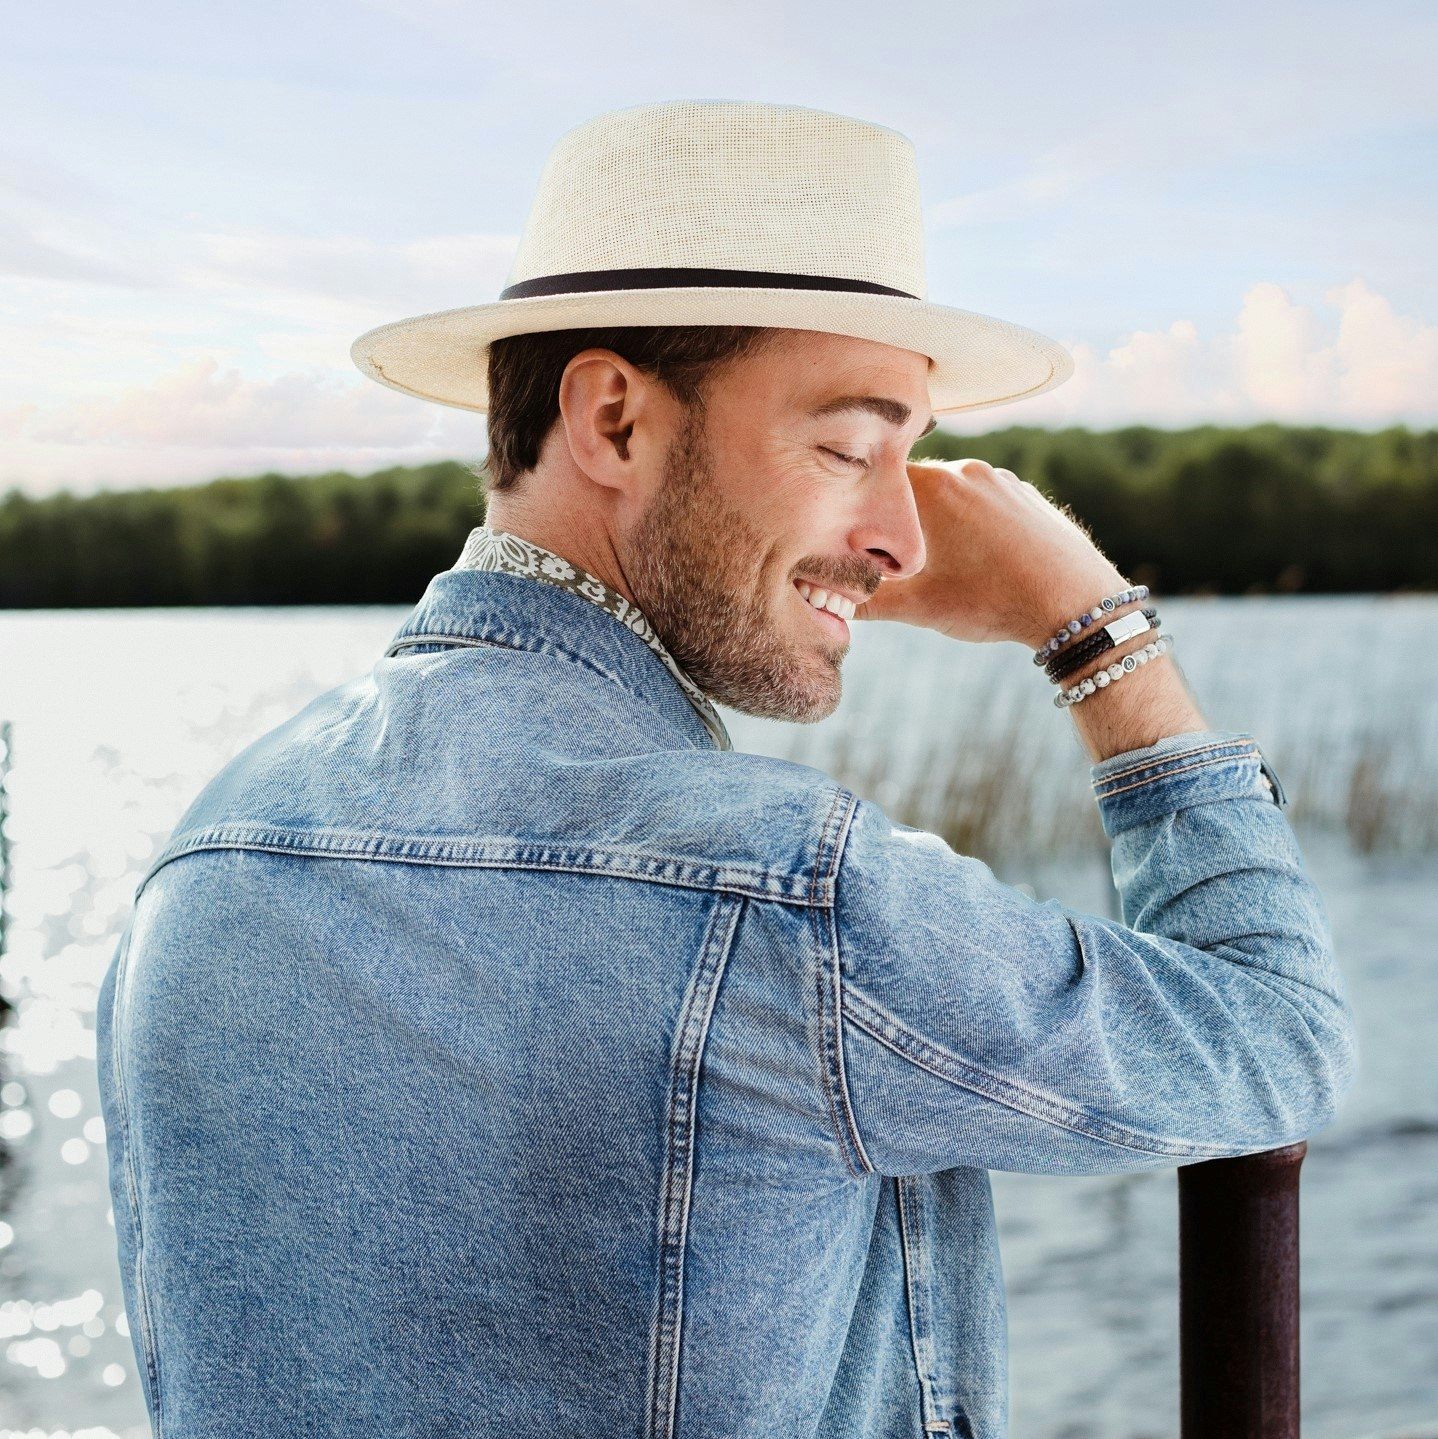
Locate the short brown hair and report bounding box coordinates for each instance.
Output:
[477,325,780,493]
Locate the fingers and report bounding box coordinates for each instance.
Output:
[851,588,894,623]
[994,466,1045,501]
[910,457,1029,488]
[910,457,991,477]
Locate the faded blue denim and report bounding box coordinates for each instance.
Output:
[96,568,1358,1438]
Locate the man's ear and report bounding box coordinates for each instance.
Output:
[556,349,670,500]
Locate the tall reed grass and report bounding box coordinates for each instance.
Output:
[729,597,1438,867]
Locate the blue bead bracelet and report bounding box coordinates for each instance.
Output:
[1032,585,1151,665]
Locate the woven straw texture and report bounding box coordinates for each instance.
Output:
[510,100,926,295]
[351,99,1074,415]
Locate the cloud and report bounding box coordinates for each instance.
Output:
[0,353,487,495]
[4,276,1434,499]
[0,218,521,494]
[0,349,492,496]
[0,142,176,289]
[0,401,38,439]
[1328,278,1438,415]
[182,229,519,312]
[0,210,153,288]
[927,134,1122,230]
[975,277,1438,431]
[1228,282,1334,415]
[22,356,438,450]
[0,222,519,403]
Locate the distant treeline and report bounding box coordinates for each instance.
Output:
[0,462,485,608]
[1,425,1434,607]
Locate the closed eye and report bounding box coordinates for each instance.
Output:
[820,447,869,469]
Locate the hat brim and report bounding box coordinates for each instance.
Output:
[350,286,1073,416]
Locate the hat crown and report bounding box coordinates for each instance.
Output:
[506,100,928,300]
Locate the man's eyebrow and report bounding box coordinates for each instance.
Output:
[807,395,938,439]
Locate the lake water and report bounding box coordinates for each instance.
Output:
[0,596,1434,1438]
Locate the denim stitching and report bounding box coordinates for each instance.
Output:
[843,984,1242,1159]
[896,1177,950,1431]
[809,785,846,906]
[384,632,512,656]
[645,894,744,1439]
[812,920,868,1179]
[139,829,826,908]
[1092,737,1255,781]
[819,792,876,1177]
[385,627,646,696]
[1093,739,1256,784]
[1094,747,1264,801]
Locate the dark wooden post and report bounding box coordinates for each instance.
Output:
[1179,1141,1307,1439]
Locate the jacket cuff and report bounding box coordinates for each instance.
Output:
[1089,729,1287,838]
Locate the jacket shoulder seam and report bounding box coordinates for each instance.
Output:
[137,825,839,910]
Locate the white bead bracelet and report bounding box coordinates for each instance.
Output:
[1053,633,1174,708]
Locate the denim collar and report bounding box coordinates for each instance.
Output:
[448,525,732,751]
[385,542,733,753]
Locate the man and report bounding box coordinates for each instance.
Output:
[96,101,1356,1438]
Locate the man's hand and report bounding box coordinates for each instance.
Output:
[853,459,1130,649]
[857,458,1212,761]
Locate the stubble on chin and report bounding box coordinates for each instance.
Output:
[625,413,845,725]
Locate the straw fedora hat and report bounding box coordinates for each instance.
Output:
[350,99,1073,415]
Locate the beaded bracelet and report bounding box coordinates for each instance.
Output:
[1054,634,1174,707]
[1047,607,1160,683]
[1032,584,1150,666]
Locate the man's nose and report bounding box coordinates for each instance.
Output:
[849,458,926,580]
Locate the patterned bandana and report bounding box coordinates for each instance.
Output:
[452,526,733,752]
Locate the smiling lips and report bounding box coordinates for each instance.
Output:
[795,579,858,628]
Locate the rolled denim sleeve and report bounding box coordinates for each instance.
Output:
[831,728,1359,1178]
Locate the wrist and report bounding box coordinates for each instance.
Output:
[1058,636,1209,762]
[1030,585,1209,763]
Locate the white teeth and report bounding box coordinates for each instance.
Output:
[795,580,854,621]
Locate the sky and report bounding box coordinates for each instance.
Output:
[2,0,1435,497]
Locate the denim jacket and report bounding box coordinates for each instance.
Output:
[96,566,1358,1439]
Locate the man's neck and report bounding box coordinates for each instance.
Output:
[451,516,734,752]
[483,502,637,607]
